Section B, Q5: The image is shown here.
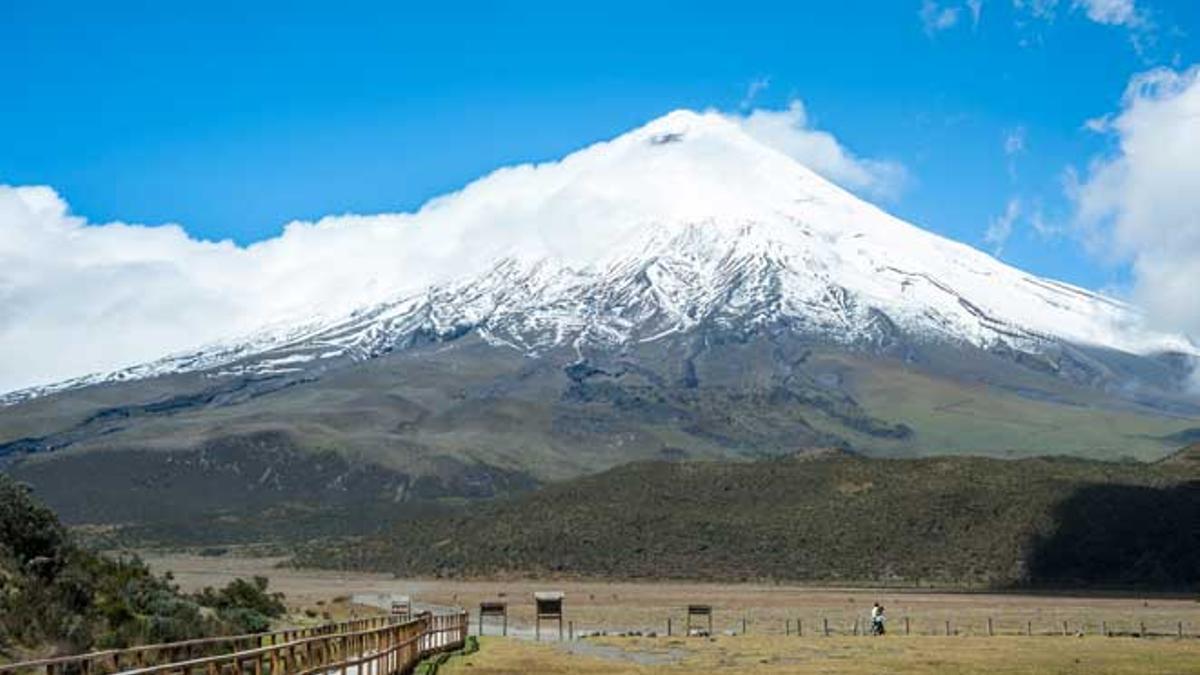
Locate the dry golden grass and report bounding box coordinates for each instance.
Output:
[141,554,1200,638]
[141,554,1200,672]
[441,635,1200,674]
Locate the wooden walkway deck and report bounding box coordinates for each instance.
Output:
[0,613,468,675]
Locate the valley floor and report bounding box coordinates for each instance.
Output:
[143,553,1200,640]
[139,553,1200,672]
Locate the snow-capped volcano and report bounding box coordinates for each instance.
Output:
[4,109,1195,404]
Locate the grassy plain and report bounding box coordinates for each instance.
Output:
[439,634,1200,674]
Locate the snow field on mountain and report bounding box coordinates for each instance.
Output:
[4,110,1193,403]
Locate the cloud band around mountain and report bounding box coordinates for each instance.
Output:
[0,105,905,393]
[1070,65,1200,358]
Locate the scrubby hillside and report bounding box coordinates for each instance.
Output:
[0,476,285,661]
[296,450,1200,589]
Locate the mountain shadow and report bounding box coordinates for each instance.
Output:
[1025,481,1200,589]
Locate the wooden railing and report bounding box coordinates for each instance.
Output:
[0,615,468,675]
[296,613,467,675]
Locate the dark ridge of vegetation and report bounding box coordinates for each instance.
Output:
[1027,481,1200,587]
[294,447,1200,590]
[7,434,536,541]
[74,501,459,551]
[0,475,286,661]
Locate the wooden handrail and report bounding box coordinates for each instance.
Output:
[116,619,417,675]
[108,612,468,675]
[0,616,404,675]
[294,612,469,675]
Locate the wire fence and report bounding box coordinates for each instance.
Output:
[466,611,1200,641]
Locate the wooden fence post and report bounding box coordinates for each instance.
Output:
[798,619,803,637]
[785,619,791,636]
[667,617,672,637]
[823,618,829,637]
[987,617,993,637]
[1140,621,1146,638]
[742,617,747,635]
[1102,621,1108,637]
[945,620,951,637]
[905,617,911,636]
[1062,621,1068,637]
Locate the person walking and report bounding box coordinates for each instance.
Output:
[871,602,886,635]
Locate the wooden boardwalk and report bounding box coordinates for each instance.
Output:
[0,613,468,675]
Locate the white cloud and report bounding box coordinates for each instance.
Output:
[1075,0,1155,55]
[730,101,908,201]
[1004,126,1027,156]
[967,0,985,27]
[1012,0,1059,20]
[1070,65,1200,350]
[0,107,910,393]
[933,0,1152,47]
[1004,126,1027,179]
[1083,115,1110,132]
[1011,0,1153,49]
[1029,203,1060,238]
[740,76,771,110]
[1074,0,1139,26]
[0,185,429,393]
[920,0,962,34]
[984,197,1022,255]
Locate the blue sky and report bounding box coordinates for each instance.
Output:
[1,0,1197,291]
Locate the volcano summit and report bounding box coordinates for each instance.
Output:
[1,110,1197,531]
